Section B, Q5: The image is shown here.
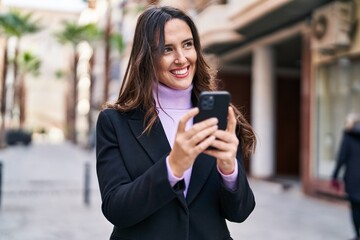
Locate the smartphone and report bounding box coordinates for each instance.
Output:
[194,91,231,130]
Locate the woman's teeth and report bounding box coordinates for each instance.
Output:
[172,68,187,75]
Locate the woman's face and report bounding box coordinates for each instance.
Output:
[157,19,197,90]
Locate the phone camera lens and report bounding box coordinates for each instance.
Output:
[202,96,214,110]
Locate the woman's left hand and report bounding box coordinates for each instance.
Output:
[204,106,239,175]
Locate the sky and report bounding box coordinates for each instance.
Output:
[2,0,87,13]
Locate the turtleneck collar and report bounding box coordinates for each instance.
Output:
[153,83,193,110]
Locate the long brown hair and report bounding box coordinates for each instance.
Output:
[106,6,256,160]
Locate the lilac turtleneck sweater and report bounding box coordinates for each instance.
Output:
[154,83,238,196]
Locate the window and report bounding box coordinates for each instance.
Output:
[315,58,360,178]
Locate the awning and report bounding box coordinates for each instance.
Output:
[202,0,334,56]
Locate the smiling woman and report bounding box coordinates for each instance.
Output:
[96,5,256,240]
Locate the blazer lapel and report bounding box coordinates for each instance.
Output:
[128,110,189,212]
[128,110,171,163]
[186,153,216,205]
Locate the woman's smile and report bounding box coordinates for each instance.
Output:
[170,66,190,78]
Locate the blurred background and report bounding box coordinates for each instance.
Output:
[0,0,359,239]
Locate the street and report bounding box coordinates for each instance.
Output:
[0,143,352,240]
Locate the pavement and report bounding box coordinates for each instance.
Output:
[0,142,354,240]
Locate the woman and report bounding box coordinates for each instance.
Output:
[96,6,256,240]
[331,113,360,240]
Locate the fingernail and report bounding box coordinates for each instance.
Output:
[210,118,218,123]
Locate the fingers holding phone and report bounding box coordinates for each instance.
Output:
[170,91,239,176]
[226,106,237,133]
[168,107,218,177]
[204,106,239,175]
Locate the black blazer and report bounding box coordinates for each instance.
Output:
[332,125,360,201]
[96,108,255,240]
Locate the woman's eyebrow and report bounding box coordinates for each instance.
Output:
[182,38,194,43]
[164,38,194,46]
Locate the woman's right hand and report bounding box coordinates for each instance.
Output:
[168,107,218,177]
[330,179,341,192]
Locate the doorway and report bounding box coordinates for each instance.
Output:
[274,35,302,179]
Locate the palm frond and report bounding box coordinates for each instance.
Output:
[18,51,41,77]
[0,9,41,38]
[110,32,125,54]
[54,21,100,47]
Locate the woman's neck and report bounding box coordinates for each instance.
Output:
[154,83,193,109]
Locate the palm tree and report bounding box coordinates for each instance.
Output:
[103,0,112,104]
[0,39,8,148]
[0,9,40,147]
[0,10,40,112]
[102,0,131,103]
[55,21,99,144]
[17,51,41,129]
[103,0,144,103]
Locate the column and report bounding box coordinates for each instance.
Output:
[251,45,276,178]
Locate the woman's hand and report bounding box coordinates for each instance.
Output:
[204,107,239,175]
[168,107,218,177]
[330,179,341,192]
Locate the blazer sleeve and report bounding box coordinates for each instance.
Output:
[218,143,256,223]
[332,133,349,180]
[96,110,180,228]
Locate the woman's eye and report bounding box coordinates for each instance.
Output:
[164,47,172,53]
[184,41,193,48]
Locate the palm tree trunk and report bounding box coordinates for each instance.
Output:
[87,53,95,149]
[69,52,79,144]
[103,1,112,104]
[0,39,8,148]
[18,73,25,129]
[65,89,70,140]
[13,40,19,88]
[10,39,20,124]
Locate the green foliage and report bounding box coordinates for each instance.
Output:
[18,51,41,77]
[54,21,101,47]
[110,32,125,54]
[54,69,67,79]
[0,9,41,38]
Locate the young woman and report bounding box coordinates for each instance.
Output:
[96,5,256,240]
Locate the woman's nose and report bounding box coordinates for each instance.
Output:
[174,50,186,64]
